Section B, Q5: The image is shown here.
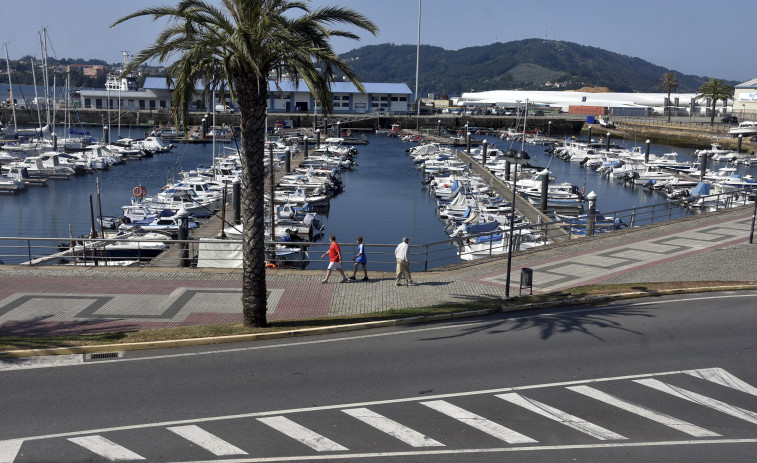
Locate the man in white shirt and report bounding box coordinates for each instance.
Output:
[394,237,415,286]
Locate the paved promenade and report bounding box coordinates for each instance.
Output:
[0,207,755,338]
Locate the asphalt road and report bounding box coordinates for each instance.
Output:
[2,291,757,462]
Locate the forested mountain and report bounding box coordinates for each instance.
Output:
[340,39,725,95]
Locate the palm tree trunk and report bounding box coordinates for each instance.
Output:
[236,77,269,328]
[710,101,716,126]
[667,90,672,122]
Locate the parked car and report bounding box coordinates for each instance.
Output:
[721,115,739,124]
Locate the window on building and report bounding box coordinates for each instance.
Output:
[400,97,407,101]
[139,100,145,109]
[391,97,399,102]
[85,98,91,108]
[149,100,156,109]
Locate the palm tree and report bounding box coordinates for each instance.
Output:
[696,78,734,126]
[112,0,377,327]
[659,72,678,122]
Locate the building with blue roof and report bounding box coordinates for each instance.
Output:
[76,77,413,114]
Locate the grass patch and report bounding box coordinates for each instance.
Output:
[2,281,755,352]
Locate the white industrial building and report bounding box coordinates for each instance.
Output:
[76,77,413,114]
[733,78,757,117]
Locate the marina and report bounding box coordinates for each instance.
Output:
[2,121,756,269]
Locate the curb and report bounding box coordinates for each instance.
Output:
[2,284,756,359]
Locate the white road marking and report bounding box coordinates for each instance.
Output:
[496,393,626,440]
[5,368,745,444]
[67,435,145,461]
[156,438,757,462]
[635,378,757,425]
[0,354,83,371]
[687,368,757,397]
[421,400,537,444]
[0,440,23,463]
[256,416,348,452]
[567,385,720,437]
[167,425,247,456]
[341,408,444,447]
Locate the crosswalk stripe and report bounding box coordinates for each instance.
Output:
[686,368,757,397]
[421,400,537,444]
[496,393,627,441]
[257,416,348,452]
[0,440,23,463]
[635,378,757,425]
[67,435,145,461]
[167,425,247,456]
[342,408,445,447]
[567,385,720,437]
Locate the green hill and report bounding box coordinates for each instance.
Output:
[340,39,724,95]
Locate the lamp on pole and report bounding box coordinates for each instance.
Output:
[504,149,530,298]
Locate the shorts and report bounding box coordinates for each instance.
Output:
[328,261,342,270]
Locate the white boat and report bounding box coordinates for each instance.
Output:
[0,173,25,193]
[140,188,221,217]
[694,143,737,161]
[729,121,757,136]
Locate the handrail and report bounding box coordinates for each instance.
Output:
[0,190,753,269]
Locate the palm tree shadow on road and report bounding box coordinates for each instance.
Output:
[421,306,655,342]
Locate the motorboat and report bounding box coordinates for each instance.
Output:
[729,121,757,136]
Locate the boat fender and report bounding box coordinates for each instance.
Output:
[265,263,278,269]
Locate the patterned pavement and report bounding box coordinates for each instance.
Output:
[0,208,755,338]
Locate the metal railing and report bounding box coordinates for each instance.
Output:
[1,191,754,270]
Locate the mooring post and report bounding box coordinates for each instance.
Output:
[232,177,241,225]
[540,170,549,212]
[645,139,651,163]
[482,140,488,166]
[285,148,291,174]
[586,191,597,236]
[303,136,308,159]
[177,207,190,268]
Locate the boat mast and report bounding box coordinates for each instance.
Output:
[3,43,18,133]
[414,0,421,130]
[30,58,43,132]
[40,28,51,129]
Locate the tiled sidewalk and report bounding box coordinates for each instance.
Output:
[0,208,755,337]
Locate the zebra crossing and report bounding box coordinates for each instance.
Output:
[3,367,757,462]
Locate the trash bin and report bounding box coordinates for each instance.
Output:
[520,268,533,295]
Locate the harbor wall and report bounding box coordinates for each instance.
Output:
[1,107,583,134]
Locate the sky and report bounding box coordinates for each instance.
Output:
[2,0,753,83]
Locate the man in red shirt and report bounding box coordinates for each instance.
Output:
[320,234,349,284]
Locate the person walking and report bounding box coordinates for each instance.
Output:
[395,237,415,286]
[349,236,368,281]
[321,235,348,284]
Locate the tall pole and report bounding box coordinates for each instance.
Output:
[415,0,421,130]
[505,162,518,298]
[521,99,528,152]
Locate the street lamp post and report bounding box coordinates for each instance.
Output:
[504,149,530,298]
